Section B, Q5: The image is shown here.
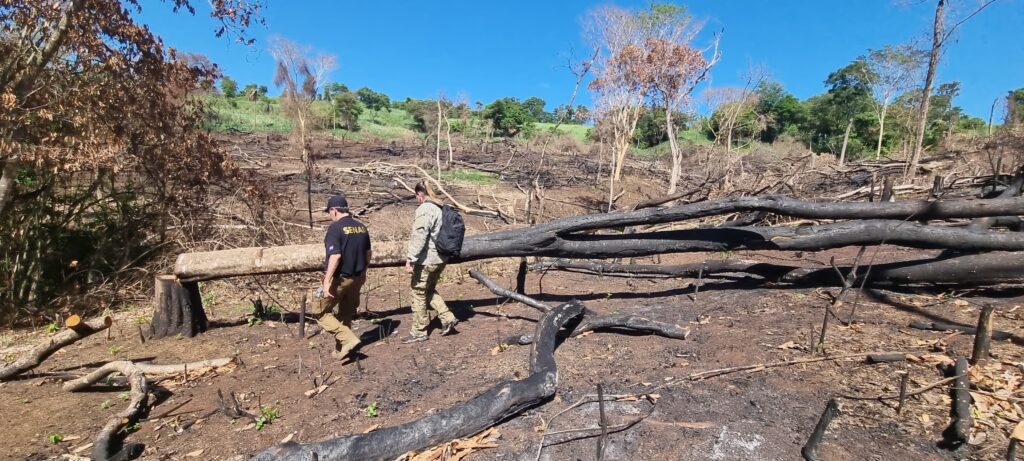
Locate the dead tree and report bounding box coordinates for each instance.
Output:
[0,315,112,380]
[530,251,1024,287]
[174,196,1024,282]
[251,301,586,461]
[150,275,207,339]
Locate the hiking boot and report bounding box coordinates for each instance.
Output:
[401,334,428,344]
[334,340,361,359]
[440,319,459,336]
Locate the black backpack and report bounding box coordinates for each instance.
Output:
[430,202,465,260]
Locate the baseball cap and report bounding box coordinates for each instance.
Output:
[325,195,349,212]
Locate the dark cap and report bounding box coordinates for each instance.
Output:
[325,195,349,212]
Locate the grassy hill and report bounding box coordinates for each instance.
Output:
[206,95,602,147]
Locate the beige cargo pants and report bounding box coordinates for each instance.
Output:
[315,273,365,351]
[409,264,455,337]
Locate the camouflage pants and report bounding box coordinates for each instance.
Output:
[409,264,454,337]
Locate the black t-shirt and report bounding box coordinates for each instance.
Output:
[323,216,371,277]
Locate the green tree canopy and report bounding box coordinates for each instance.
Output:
[356,87,391,112]
[482,97,536,137]
[333,92,363,131]
[219,76,238,97]
[754,81,808,143]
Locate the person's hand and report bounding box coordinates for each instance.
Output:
[322,280,334,298]
[405,261,413,274]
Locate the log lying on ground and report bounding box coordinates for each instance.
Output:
[0,315,112,381]
[531,251,1024,287]
[470,269,689,344]
[64,361,148,461]
[909,320,1024,345]
[135,357,236,375]
[504,313,692,346]
[175,196,1024,282]
[250,301,585,461]
[942,357,973,448]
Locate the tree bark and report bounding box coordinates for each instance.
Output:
[150,275,207,339]
[63,361,148,461]
[839,118,854,167]
[942,356,973,448]
[0,159,16,218]
[175,196,1024,282]
[250,301,585,461]
[531,251,1024,287]
[665,109,682,194]
[0,315,112,380]
[908,0,945,181]
[876,103,889,159]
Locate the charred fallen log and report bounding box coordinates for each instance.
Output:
[64,361,148,461]
[250,301,585,461]
[531,251,1024,287]
[469,269,689,344]
[175,195,1024,282]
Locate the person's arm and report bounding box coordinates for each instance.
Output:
[323,254,340,298]
[406,207,429,272]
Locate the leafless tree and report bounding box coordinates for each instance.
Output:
[907,0,999,181]
[270,36,336,227]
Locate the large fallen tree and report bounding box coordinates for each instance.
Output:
[251,300,585,461]
[175,195,1024,282]
[530,251,1024,287]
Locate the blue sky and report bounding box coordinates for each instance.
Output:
[141,0,1023,118]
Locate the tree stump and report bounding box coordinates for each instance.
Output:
[150,275,208,339]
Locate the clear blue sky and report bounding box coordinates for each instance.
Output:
[140,0,1023,118]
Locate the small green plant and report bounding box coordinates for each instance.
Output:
[308,341,317,349]
[365,401,379,417]
[118,391,130,401]
[121,422,140,433]
[108,344,124,355]
[100,400,112,409]
[47,433,63,444]
[255,406,280,430]
[134,316,150,325]
[45,322,60,333]
[605,292,613,300]
[499,342,510,352]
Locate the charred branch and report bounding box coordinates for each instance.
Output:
[63,361,149,461]
[250,301,585,461]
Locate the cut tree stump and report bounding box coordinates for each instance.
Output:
[150,275,208,339]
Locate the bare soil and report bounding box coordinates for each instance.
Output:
[2,134,1022,461]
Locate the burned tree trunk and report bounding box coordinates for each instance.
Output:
[532,251,1024,288]
[150,275,208,339]
[64,361,149,461]
[174,196,1024,282]
[251,301,585,461]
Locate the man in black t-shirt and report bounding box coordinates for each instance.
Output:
[317,195,372,360]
